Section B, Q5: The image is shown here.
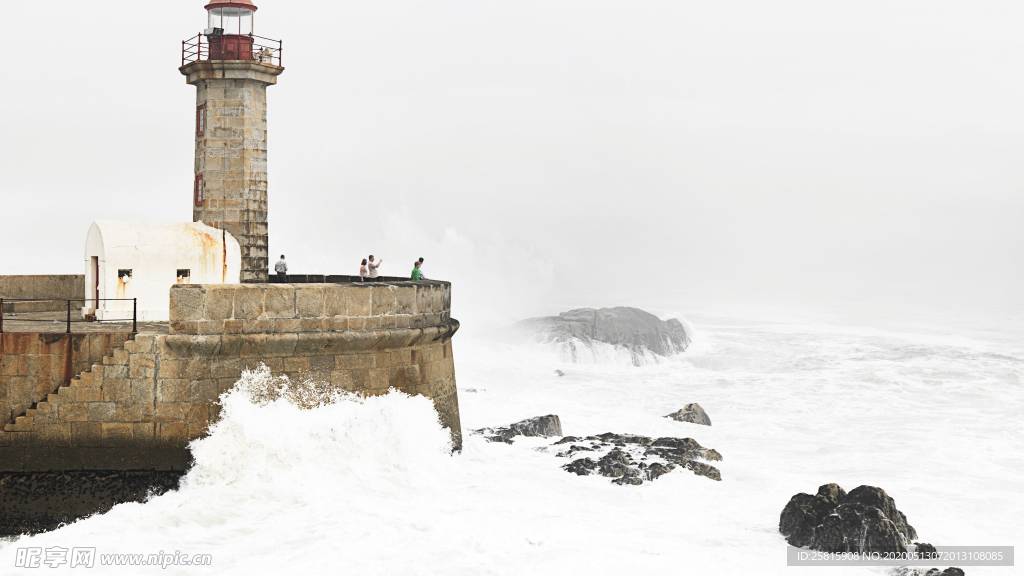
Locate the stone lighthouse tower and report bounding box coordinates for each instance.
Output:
[180,0,284,283]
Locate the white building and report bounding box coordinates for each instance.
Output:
[83,221,241,322]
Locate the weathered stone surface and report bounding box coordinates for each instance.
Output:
[508,307,690,362]
[665,403,712,426]
[474,415,563,444]
[779,484,917,553]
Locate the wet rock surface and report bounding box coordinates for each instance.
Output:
[780,484,919,553]
[665,403,712,426]
[557,433,722,484]
[509,307,691,360]
[474,415,563,444]
[0,470,184,536]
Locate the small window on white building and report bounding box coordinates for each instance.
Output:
[118,269,132,284]
[176,269,191,284]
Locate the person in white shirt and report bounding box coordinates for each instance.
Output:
[274,255,288,281]
[367,255,383,281]
[417,257,428,280]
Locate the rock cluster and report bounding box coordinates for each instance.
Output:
[474,415,563,444]
[557,432,722,484]
[665,403,711,426]
[780,483,918,553]
[891,567,965,576]
[509,307,690,361]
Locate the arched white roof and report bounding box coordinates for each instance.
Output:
[84,221,241,321]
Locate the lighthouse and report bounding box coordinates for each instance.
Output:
[180,0,284,283]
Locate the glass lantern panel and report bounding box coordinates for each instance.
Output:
[208,7,222,30]
[222,7,241,35]
[240,10,253,35]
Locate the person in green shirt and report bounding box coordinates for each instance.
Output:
[411,260,423,280]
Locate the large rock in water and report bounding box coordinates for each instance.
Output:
[780,484,918,553]
[665,403,712,426]
[474,415,563,444]
[510,307,690,361]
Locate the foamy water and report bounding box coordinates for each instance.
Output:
[1,307,1020,575]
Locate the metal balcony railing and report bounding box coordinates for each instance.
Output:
[0,298,137,334]
[182,34,282,67]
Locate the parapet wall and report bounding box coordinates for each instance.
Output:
[167,281,451,334]
[0,281,461,471]
[0,276,85,313]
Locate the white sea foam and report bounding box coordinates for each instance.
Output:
[0,306,1020,575]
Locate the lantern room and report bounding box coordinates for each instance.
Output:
[204,0,257,61]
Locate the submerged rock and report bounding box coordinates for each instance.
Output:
[474,415,563,444]
[508,307,690,363]
[779,484,918,553]
[560,432,722,485]
[665,403,712,426]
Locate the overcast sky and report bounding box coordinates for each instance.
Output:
[1,1,1021,324]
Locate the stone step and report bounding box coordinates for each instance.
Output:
[4,416,33,432]
[104,349,130,365]
[25,409,36,417]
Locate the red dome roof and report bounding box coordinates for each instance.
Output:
[205,0,257,11]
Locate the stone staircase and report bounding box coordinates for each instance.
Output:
[2,341,133,436]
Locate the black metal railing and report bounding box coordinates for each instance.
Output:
[0,298,137,334]
[182,33,282,67]
[268,275,441,284]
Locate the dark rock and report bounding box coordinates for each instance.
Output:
[779,484,918,554]
[563,458,597,476]
[816,483,847,506]
[555,432,721,484]
[644,462,676,481]
[780,493,834,548]
[843,485,917,541]
[665,403,712,426]
[595,432,654,446]
[554,370,565,377]
[915,543,938,560]
[474,415,563,444]
[678,461,717,481]
[553,436,580,445]
[612,475,644,486]
[509,307,691,363]
[0,470,184,536]
[596,448,634,478]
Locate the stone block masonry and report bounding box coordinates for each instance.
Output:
[181,60,284,284]
[0,275,85,313]
[0,281,462,472]
[0,333,130,425]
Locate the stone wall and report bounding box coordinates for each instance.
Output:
[182,61,284,284]
[0,333,129,425]
[166,281,451,335]
[0,275,85,313]
[0,282,461,471]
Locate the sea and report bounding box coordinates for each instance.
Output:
[0,298,1020,575]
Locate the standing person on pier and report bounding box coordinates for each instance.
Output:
[367,255,383,281]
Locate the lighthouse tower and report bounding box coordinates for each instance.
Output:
[180,0,284,283]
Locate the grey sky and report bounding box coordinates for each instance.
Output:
[2,1,1021,323]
